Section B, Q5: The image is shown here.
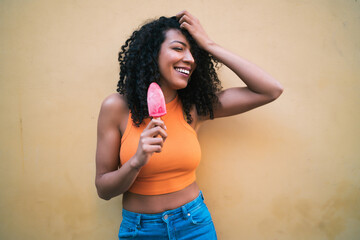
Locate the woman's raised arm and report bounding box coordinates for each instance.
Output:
[177,10,283,119]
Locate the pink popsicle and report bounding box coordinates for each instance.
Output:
[147,82,167,118]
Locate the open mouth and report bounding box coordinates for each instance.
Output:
[174,67,190,76]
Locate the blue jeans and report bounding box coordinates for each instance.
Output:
[118,191,217,240]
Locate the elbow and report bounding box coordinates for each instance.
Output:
[97,190,112,201]
[95,180,112,201]
[269,83,284,101]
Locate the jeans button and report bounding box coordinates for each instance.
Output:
[164,214,168,220]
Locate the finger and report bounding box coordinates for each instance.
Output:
[145,126,168,139]
[145,119,167,131]
[140,127,167,143]
[143,137,164,147]
[183,10,196,22]
[175,10,186,19]
[176,10,196,22]
[180,10,193,18]
[143,144,162,153]
[179,15,193,25]
[151,118,167,130]
[180,22,192,31]
[140,137,163,154]
[154,126,168,140]
[184,10,194,19]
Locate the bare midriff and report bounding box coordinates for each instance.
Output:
[122,181,200,214]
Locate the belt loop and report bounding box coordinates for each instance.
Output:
[181,206,189,219]
[135,213,141,230]
[200,191,204,200]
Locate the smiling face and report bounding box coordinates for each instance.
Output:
[157,29,196,91]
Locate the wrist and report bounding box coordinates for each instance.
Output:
[202,40,217,53]
[129,157,142,171]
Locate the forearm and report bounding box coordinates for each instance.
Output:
[95,157,141,200]
[204,42,283,98]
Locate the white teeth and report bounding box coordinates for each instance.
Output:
[175,68,190,75]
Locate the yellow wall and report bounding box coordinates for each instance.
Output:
[1,0,359,239]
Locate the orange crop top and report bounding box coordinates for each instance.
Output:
[120,95,201,195]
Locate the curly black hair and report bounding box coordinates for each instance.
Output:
[117,16,222,127]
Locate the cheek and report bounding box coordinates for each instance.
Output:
[164,52,179,63]
[159,53,178,72]
[158,59,170,77]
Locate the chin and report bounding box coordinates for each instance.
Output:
[174,80,189,90]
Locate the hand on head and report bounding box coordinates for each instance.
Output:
[176,10,213,50]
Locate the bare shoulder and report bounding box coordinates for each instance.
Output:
[100,93,128,117]
[101,93,128,111]
[98,93,129,132]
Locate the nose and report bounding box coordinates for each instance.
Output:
[183,50,195,64]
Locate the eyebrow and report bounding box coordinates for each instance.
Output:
[169,40,187,47]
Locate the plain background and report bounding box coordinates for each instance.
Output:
[1,0,359,239]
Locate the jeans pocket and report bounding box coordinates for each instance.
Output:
[189,204,213,225]
[118,219,138,239]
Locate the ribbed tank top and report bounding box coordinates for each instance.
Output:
[120,95,201,195]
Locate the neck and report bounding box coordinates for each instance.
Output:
[160,85,177,104]
[164,91,177,104]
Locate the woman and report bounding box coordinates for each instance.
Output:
[95,10,283,239]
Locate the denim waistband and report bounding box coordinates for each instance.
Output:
[122,191,204,223]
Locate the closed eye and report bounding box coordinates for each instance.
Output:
[173,47,183,51]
